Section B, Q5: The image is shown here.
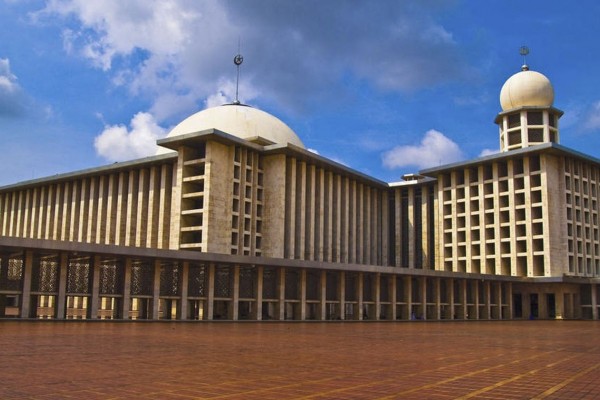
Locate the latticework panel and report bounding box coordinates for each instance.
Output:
[187,263,207,297]
[99,260,123,295]
[363,274,373,302]
[262,267,278,299]
[345,273,357,302]
[326,272,338,301]
[285,270,299,300]
[380,275,389,302]
[306,271,320,301]
[67,258,91,294]
[239,267,255,299]
[160,263,180,296]
[130,261,153,296]
[0,257,23,291]
[33,257,59,293]
[214,265,231,298]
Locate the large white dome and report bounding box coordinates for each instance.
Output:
[500,67,554,111]
[165,104,305,148]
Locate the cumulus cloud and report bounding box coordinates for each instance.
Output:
[382,129,464,170]
[94,112,167,162]
[37,1,469,121]
[0,58,26,117]
[479,148,499,157]
[583,101,600,131]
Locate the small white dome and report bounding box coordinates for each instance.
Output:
[165,104,305,148]
[500,68,554,111]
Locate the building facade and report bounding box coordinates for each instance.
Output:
[0,64,598,321]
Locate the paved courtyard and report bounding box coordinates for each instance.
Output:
[0,320,599,399]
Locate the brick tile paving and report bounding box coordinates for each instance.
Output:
[0,321,599,399]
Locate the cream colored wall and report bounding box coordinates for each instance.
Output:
[541,154,569,276]
[0,162,176,249]
[281,156,389,266]
[563,156,600,277]
[262,154,287,258]
[202,142,234,254]
[436,155,550,277]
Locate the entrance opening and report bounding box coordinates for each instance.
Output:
[530,293,539,319]
[513,293,522,318]
[547,294,556,319]
[188,300,205,320]
[130,297,152,320]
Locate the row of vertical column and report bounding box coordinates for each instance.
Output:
[2,250,524,321]
[283,157,389,266]
[0,162,175,249]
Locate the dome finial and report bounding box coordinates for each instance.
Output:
[233,39,244,105]
[519,45,530,71]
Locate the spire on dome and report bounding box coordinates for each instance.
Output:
[233,39,244,105]
[519,46,530,71]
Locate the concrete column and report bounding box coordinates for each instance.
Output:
[591,284,598,320]
[390,276,397,320]
[319,270,327,320]
[554,287,564,320]
[485,281,491,319]
[121,258,132,320]
[407,187,415,268]
[56,252,68,320]
[207,263,215,320]
[338,271,345,321]
[405,277,412,320]
[152,260,161,320]
[375,273,381,321]
[278,267,285,320]
[357,273,364,320]
[89,255,101,319]
[19,251,34,318]
[300,269,307,321]
[420,277,427,320]
[497,282,503,320]
[507,282,514,320]
[448,278,455,320]
[473,281,479,320]
[0,259,6,315]
[435,278,441,320]
[232,265,240,321]
[179,262,189,320]
[460,279,467,319]
[255,266,263,320]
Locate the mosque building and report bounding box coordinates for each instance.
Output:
[0,60,598,321]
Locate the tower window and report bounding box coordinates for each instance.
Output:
[508,131,521,146]
[528,128,544,143]
[527,111,543,125]
[508,114,521,128]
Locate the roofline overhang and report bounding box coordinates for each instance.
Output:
[158,129,390,188]
[420,142,600,177]
[0,152,178,193]
[2,236,594,282]
[493,106,564,124]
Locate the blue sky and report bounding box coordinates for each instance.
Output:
[1,1,600,186]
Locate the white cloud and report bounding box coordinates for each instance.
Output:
[94,112,167,162]
[583,101,600,131]
[0,58,26,117]
[37,1,469,121]
[479,148,499,157]
[382,129,464,170]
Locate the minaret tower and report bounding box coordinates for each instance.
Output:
[495,47,563,152]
